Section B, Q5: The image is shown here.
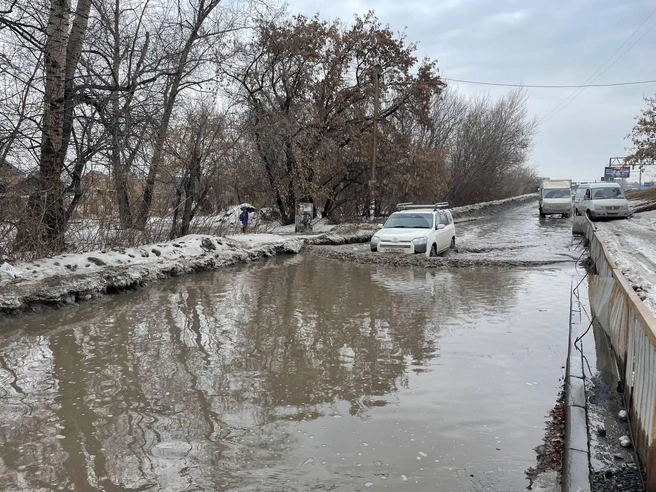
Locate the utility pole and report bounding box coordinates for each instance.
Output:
[370,64,381,221]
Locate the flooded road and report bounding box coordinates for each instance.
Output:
[0,203,580,491]
[314,200,581,267]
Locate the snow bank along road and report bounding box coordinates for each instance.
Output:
[594,210,656,316]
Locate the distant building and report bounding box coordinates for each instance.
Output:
[0,160,24,193]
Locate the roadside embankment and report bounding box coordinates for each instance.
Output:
[592,210,656,317]
[581,213,656,489]
[626,188,656,214]
[0,235,302,317]
[0,193,539,317]
[450,192,537,221]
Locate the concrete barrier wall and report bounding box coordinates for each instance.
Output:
[583,216,656,489]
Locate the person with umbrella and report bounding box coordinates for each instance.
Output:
[239,207,250,233]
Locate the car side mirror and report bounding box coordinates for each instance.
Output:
[437,223,445,230]
[377,223,383,229]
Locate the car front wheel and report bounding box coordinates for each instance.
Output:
[450,237,456,249]
[429,244,438,257]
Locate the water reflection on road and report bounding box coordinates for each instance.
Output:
[0,217,577,491]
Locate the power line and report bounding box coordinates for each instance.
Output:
[538,8,656,125]
[446,78,656,88]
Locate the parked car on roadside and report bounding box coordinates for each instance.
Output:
[576,182,630,220]
[370,203,456,257]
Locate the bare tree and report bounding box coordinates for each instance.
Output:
[135,0,236,229]
[626,94,656,165]
[227,12,443,223]
[431,89,537,206]
[165,103,235,238]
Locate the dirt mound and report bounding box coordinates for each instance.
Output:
[627,188,656,213]
[311,247,572,268]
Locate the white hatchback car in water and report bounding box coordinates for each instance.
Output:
[370,203,456,257]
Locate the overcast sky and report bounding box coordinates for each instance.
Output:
[284,0,656,182]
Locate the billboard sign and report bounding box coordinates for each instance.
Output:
[604,166,630,179]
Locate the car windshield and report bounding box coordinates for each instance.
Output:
[543,189,570,198]
[384,213,433,229]
[591,187,624,200]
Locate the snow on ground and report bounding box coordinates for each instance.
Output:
[226,233,313,244]
[449,193,537,216]
[0,193,540,316]
[595,210,656,316]
[0,235,302,315]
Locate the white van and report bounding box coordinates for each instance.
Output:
[577,183,629,220]
[572,184,591,216]
[539,179,572,218]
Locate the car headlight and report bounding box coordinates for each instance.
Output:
[412,237,428,245]
[620,204,629,210]
[371,236,381,245]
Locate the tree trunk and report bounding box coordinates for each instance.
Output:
[18,0,92,253]
[254,127,289,223]
[180,130,203,237]
[284,141,297,224]
[170,185,183,240]
[110,0,132,229]
[36,0,71,252]
[113,157,133,228]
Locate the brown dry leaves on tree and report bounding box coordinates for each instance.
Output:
[227,12,444,223]
[626,95,656,166]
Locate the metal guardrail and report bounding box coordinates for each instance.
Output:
[582,215,656,490]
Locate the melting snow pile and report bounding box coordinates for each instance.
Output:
[0,234,302,314]
[450,193,537,217]
[595,210,656,316]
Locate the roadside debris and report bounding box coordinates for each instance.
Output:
[526,388,565,489]
[0,262,22,278]
[619,436,632,448]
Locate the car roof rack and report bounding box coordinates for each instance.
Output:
[396,202,449,211]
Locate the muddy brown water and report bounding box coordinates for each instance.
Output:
[0,204,579,491]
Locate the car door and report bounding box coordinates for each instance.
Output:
[582,188,592,215]
[436,211,449,252]
[445,210,455,247]
[574,187,587,215]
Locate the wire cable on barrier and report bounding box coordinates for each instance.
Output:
[571,274,647,491]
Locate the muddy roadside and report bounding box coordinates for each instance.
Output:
[0,236,300,317]
[526,388,565,491]
[0,229,388,317]
[0,194,540,318]
[309,244,575,268]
